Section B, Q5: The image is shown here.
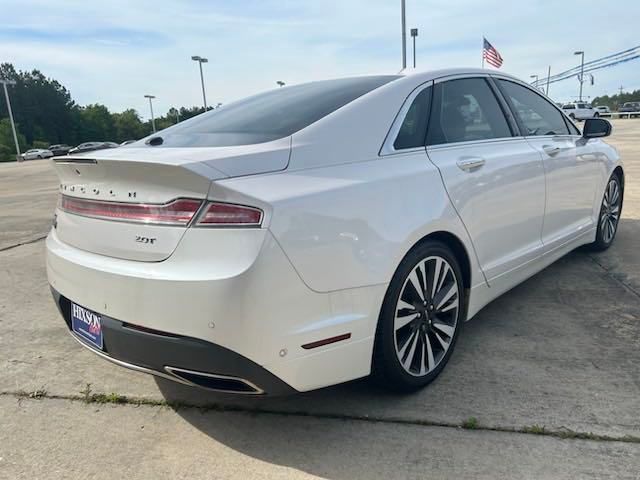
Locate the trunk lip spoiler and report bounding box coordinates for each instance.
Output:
[53,157,98,165]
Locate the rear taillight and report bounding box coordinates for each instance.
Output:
[195,202,263,227]
[60,195,202,226]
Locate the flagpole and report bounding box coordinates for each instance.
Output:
[481,37,485,68]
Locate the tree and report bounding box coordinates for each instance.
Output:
[0,118,27,161]
[113,109,145,142]
[0,62,215,161]
[592,89,640,110]
[77,104,115,141]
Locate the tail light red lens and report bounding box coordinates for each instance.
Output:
[196,202,263,227]
[60,195,202,225]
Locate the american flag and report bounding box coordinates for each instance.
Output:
[483,38,503,68]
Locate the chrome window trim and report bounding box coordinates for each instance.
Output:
[379,80,433,156]
[426,136,525,152]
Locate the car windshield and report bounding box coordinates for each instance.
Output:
[140,76,400,148]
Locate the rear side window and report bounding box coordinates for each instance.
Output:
[498,80,570,136]
[393,86,432,150]
[563,105,575,110]
[151,76,400,148]
[427,78,511,146]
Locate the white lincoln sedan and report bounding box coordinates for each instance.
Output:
[47,69,623,395]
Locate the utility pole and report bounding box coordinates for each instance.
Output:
[546,65,551,96]
[0,79,21,160]
[410,28,418,68]
[144,95,156,133]
[401,0,407,69]
[619,85,624,96]
[574,50,585,101]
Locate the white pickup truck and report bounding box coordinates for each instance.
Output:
[561,102,599,121]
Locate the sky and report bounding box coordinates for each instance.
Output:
[1,0,639,119]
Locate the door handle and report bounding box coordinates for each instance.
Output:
[456,157,485,172]
[542,145,561,156]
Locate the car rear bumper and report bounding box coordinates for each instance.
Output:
[51,288,296,395]
[46,227,383,392]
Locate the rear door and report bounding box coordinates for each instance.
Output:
[425,76,546,281]
[495,78,599,250]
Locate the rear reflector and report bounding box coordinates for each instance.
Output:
[196,202,263,227]
[301,333,351,350]
[60,195,202,226]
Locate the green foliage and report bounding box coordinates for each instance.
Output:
[461,417,478,429]
[592,89,640,109]
[0,118,27,161]
[0,62,220,156]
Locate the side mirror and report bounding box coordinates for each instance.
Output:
[583,118,611,139]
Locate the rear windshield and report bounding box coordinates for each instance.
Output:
[144,76,400,148]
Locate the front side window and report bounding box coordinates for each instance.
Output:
[426,78,511,146]
[498,80,570,136]
[393,86,432,150]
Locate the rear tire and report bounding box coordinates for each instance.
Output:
[372,240,466,392]
[594,112,600,118]
[590,173,622,251]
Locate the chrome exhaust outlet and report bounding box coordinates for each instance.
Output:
[164,366,264,395]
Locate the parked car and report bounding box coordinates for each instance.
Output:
[20,148,53,161]
[68,142,118,155]
[594,106,611,116]
[48,144,72,156]
[47,69,623,395]
[562,102,598,121]
[618,102,640,118]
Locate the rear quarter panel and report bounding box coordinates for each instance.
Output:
[216,153,483,294]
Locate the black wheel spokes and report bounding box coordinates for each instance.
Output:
[601,179,620,244]
[394,256,459,377]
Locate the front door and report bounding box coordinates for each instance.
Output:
[495,79,600,249]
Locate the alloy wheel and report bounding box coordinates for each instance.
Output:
[600,177,621,244]
[393,256,459,377]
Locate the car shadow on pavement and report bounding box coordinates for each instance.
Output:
[154,218,640,478]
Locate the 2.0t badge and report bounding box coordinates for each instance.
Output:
[135,236,157,245]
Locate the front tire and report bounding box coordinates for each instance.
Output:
[590,173,622,251]
[594,112,600,118]
[373,240,466,391]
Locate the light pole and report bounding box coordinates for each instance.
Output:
[530,74,539,87]
[144,95,156,133]
[574,50,585,101]
[545,65,551,96]
[276,81,285,88]
[410,28,418,68]
[0,79,21,160]
[191,55,208,110]
[401,0,407,69]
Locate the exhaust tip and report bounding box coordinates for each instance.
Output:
[164,366,264,395]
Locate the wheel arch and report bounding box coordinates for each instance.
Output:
[404,230,472,291]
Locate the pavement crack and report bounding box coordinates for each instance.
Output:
[0,235,48,253]
[587,254,640,300]
[2,390,639,445]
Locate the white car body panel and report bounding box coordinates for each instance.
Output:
[46,68,623,393]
